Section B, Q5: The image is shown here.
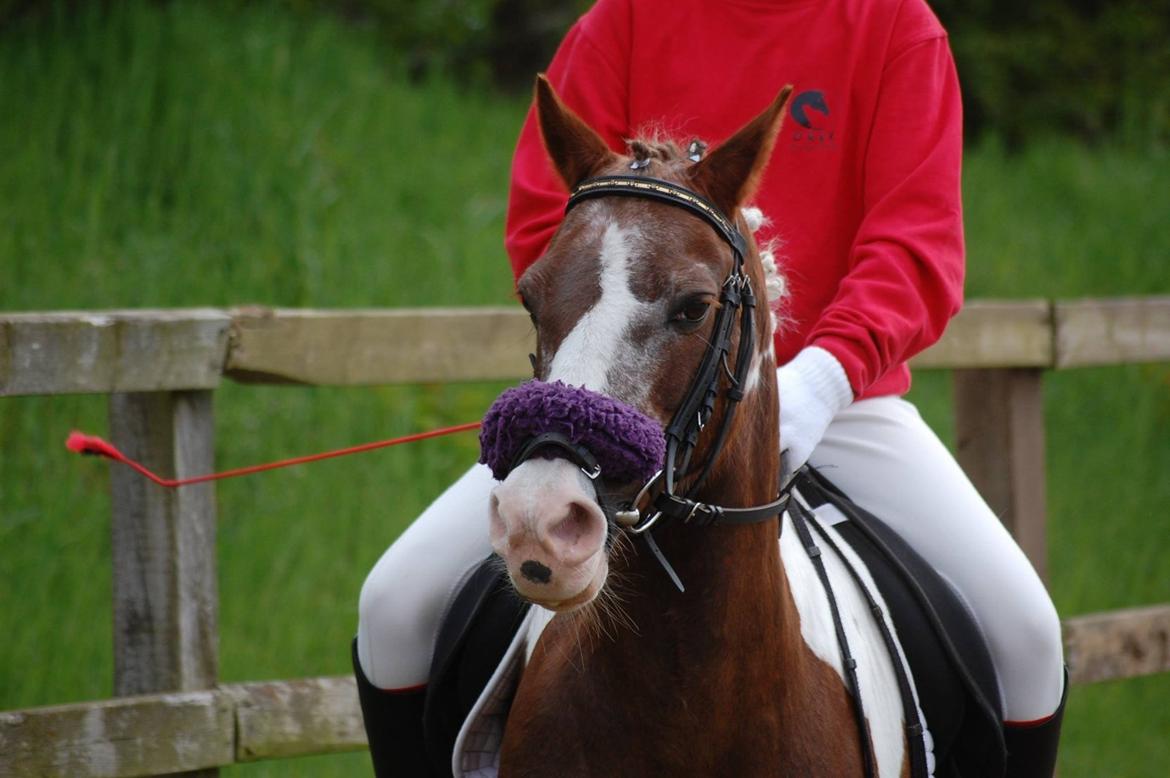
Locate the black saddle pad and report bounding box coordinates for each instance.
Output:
[794,467,1006,778]
[424,559,529,777]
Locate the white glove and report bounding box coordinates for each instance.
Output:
[776,346,853,482]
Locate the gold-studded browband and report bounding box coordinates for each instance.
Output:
[566,176,749,260]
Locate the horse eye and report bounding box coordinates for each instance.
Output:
[671,298,712,326]
[518,295,539,329]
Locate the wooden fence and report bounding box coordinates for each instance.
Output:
[2,297,1169,777]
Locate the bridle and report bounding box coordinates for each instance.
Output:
[561,175,793,589]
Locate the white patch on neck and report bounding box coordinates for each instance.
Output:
[780,493,933,777]
[740,205,786,332]
[741,206,766,233]
[547,223,646,397]
[741,348,765,397]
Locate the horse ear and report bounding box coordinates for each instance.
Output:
[689,85,794,214]
[535,74,616,189]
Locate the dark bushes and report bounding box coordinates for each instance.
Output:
[316,0,1167,146]
[4,0,1165,146]
[933,0,1169,146]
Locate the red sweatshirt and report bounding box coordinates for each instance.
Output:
[505,0,965,399]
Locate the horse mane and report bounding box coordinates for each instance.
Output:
[627,137,687,163]
[741,207,788,310]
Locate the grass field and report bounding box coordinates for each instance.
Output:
[1,3,1168,776]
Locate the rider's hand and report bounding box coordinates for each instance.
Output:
[776,346,853,483]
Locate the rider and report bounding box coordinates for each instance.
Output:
[355,0,1067,775]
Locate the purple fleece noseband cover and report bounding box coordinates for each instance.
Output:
[479,380,665,483]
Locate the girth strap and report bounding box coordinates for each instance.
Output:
[803,504,930,778]
[788,497,878,778]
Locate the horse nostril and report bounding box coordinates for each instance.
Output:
[520,560,553,584]
[550,502,594,547]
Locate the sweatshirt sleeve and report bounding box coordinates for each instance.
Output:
[806,35,965,396]
[504,1,631,280]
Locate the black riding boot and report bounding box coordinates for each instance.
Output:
[1003,673,1068,778]
[352,638,433,777]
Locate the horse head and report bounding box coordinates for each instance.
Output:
[483,76,793,612]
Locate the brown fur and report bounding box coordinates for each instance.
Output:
[502,78,879,776]
[534,76,617,190]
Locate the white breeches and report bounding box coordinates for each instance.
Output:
[356,396,1065,721]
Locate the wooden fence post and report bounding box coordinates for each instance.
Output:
[108,391,219,777]
[953,368,1049,581]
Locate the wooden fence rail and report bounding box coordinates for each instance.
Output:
[2,296,1170,777]
[5,601,1169,778]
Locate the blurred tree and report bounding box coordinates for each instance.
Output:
[932,0,1170,147]
[483,0,591,87]
[290,0,1170,146]
[4,0,1165,147]
[278,0,587,85]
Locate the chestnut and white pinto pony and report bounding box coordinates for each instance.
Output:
[478,77,923,777]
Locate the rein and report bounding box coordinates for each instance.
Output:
[66,423,482,487]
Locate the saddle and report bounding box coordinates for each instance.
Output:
[792,468,1005,777]
[423,468,1005,777]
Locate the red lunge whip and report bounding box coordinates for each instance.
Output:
[65,422,482,488]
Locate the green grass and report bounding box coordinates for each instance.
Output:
[0,0,520,311]
[962,137,1170,298]
[1,3,1168,776]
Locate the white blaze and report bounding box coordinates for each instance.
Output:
[547,223,646,397]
